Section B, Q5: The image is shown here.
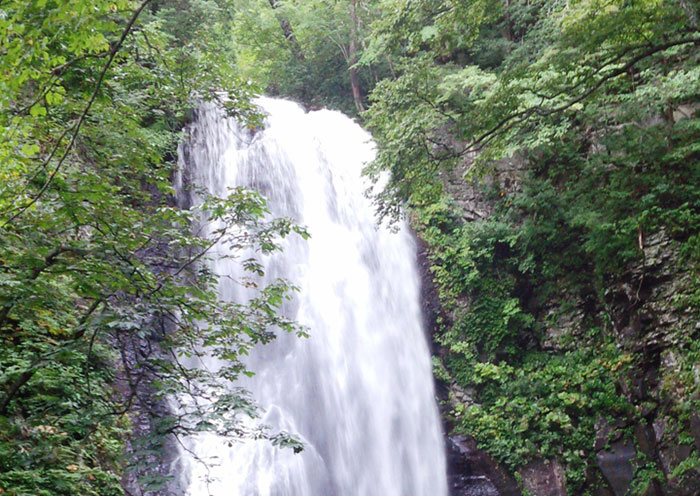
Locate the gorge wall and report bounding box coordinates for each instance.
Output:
[418,155,700,496]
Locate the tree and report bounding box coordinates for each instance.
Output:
[362,0,700,492]
[230,0,387,114]
[365,0,700,213]
[0,1,305,494]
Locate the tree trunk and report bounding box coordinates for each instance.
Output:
[267,0,305,61]
[348,0,364,113]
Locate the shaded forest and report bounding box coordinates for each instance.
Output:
[1,0,700,494]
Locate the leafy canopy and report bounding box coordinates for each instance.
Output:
[0,1,306,493]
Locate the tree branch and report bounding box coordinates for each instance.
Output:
[459,36,700,156]
[1,0,154,227]
[0,245,87,327]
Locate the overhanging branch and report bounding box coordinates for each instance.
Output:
[2,0,154,227]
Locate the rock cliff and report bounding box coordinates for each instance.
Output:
[418,158,700,495]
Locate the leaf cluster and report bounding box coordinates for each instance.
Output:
[0,0,306,493]
[362,0,700,491]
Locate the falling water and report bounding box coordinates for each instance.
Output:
[175,98,447,496]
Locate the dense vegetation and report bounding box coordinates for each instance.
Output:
[233,0,700,492]
[2,0,699,494]
[358,0,700,493]
[0,1,305,494]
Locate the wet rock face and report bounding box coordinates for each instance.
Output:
[442,156,524,224]
[592,417,638,496]
[446,435,520,496]
[690,414,700,451]
[595,442,636,496]
[116,322,185,496]
[519,460,567,496]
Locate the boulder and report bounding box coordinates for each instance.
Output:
[596,441,636,496]
[519,459,567,496]
[447,435,521,496]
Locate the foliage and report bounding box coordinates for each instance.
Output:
[418,199,532,361]
[0,0,306,493]
[455,348,632,474]
[417,191,636,490]
[231,0,391,115]
[365,0,700,214]
[363,0,700,492]
[413,123,700,488]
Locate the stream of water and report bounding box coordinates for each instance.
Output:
[175,97,447,496]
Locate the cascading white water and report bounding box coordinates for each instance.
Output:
[175,97,447,496]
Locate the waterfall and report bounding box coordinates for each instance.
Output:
[175,97,447,496]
